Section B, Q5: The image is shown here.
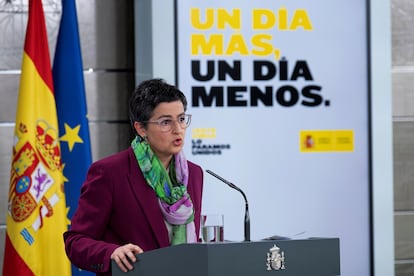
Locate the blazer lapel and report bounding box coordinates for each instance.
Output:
[126,148,170,248]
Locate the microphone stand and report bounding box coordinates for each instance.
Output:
[206,170,250,242]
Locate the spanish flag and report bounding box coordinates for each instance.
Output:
[3,0,71,275]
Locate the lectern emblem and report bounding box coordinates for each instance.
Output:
[266,244,286,271]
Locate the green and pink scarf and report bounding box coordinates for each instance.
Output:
[131,136,196,245]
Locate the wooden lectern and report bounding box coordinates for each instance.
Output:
[112,238,340,276]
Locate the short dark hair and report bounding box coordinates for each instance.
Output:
[129,78,187,135]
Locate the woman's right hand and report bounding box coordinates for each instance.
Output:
[111,243,144,272]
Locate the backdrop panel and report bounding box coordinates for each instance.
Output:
[176,1,370,275]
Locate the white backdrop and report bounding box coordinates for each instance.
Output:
[176,1,370,275]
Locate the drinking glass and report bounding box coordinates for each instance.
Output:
[201,214,224,242]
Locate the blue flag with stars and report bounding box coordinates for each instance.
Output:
[53,1,93,275]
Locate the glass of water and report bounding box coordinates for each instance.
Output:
[201,214,224,242]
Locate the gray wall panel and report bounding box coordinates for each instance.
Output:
[395,214,414,260]
[78,0,134,69]
[0,0,134,74]
[0,2,59,70]
[0,74,19,122]
[395,263,414,276]
[0,9,25,70]
[85,72,134,121]
[392,71,414,118]
[393,122,414,211]
[392,0,414,275]
[392,0,414,66]
[0,125,14,225]
[89,122,132,161]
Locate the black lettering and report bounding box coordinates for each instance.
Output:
[301,85,323,106]
[218,60,241,81]
[192,86,224,107]
[279,57,288,81]
[291,60,313,80]
[253,61,276,80]
[227,86,248,106]
[191,60,215,81]
[276,85,299,107]
[191,60,241,81]
[250,86,273,106]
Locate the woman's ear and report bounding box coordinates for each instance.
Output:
[134,121,146,138]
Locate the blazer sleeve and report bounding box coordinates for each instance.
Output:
[63,160,119,274]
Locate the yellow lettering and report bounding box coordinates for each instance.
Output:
[290,10,313,30]
[278,7,288,30]
[191,8,214,30]
[191,8,240,30]
[225,34,249,55]
[217,9,241,30]
[252,8,313,31]
[191,34,224,55]
[252,9,275,30]
[251,34,274,56]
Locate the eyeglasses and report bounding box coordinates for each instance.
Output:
[144,114,192,132]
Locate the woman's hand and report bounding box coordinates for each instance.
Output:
[111,243,144,272]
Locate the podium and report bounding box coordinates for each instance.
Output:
[112,238,340,276]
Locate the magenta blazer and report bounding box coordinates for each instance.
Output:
[64,147,204,275]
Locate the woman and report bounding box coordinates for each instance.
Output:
[64,79,204,275]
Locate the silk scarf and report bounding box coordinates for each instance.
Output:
[131,136,196,245]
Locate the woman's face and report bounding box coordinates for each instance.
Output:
[134,100,187,166]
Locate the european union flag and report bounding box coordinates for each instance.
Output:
[53,1,93,275]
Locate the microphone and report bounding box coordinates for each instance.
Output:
[206,169,250,242]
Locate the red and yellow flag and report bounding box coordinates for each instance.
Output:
[3,0,71,275]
